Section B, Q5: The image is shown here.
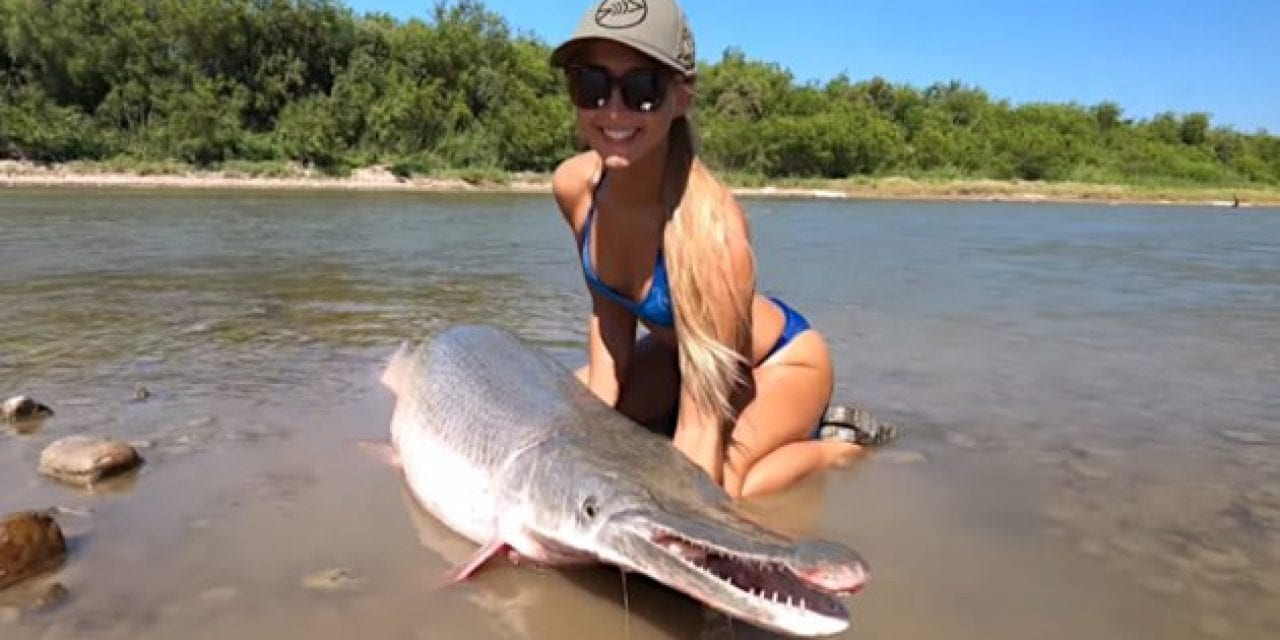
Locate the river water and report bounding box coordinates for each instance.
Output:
[1,189,1277,639]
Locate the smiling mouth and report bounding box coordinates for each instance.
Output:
[602,127,638,142]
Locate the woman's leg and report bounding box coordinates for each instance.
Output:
[722,330,863,499]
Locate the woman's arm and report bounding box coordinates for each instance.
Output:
[585,293,638,406]
[553,154,637,406]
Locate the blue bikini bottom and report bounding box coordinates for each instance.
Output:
[653,296,820,439]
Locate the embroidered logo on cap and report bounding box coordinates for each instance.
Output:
[675,23,695,70]
[595,0,648,29]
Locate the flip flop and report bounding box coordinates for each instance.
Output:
[817,403,900,447]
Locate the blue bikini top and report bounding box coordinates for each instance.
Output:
[579,172,676,328]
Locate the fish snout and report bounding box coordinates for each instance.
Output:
[789,540,870,594]
[793,559,869,595]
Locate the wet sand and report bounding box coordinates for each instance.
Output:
[4,160,1278,207]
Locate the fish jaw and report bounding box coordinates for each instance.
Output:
[591,509,868,637]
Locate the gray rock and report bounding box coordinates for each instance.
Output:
[300,567,365,592]
[0,511,67,590]
[1067,460,1111,480]
[185,416,214,430]
[38,436,143,487]
[1137,575,1185,596]
[945,432,980,449]
[182,320,222,335]
[28,582,68,612]
[1193,546,1252,573]
[1197,614,1234,638]
[877,450,927,464]
[2,396,53,423]
[1078,539,1107,558]
[1219,430,1270,445]
[196,586,238,604]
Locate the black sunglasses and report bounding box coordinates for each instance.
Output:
[567,65,669,113]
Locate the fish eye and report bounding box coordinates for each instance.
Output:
[581,496,600,519]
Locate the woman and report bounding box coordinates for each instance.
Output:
[549,0,892,499]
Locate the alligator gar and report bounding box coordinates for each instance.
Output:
[379,324,868,637]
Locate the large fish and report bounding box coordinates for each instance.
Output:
[378,324,868,637]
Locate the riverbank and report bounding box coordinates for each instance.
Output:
[2,160,1277,207]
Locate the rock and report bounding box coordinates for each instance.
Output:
[28,582,69,612]
[1067,460,1111,480]
[2,396,53,423]
[876,450,927,464]
[37,436,143,487]
[300,567,365,592]
[1218,430,1270,445]
[1137,575,1185,596]
[0,511,67,590]
[945,432,980,449]
[196,587,238,605]
[131,387,151,403]
[195,586,239,604]
[182,320,222,335]
[1197,614,1233,638]
[1078,539,1107,558]
[185,416,214,430]
[1193,546,1252,573]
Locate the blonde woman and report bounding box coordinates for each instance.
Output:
[550,0,893,499]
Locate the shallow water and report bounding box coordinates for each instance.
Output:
[1,189,1277,639]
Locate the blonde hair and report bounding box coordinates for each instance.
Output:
[661,115,756,428]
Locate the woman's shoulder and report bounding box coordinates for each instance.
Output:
[551,152,601,230]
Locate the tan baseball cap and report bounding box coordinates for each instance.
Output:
[550,0,697,77]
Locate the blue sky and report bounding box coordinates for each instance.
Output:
[345,0,1278,133]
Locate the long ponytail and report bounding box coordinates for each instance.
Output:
[662,116,755,428]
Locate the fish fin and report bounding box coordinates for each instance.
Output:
[436,537,509,587]
[356,440,400,468]
[380,341,414,394]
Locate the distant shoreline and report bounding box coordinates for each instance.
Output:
[2,160,1277,208]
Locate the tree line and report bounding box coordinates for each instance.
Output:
[2,0,1277,186]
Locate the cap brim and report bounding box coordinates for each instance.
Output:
[550,35,695,77]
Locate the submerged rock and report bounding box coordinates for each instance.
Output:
[2,396,53,423]
[1197,614,1234,638]
[0,511,67,590]
[877,450,927,464]
[1218,430,1270,445]
[27,582,69,612]
[38,436,143,487]
[945,432,980,450]
[300,567,365,592]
